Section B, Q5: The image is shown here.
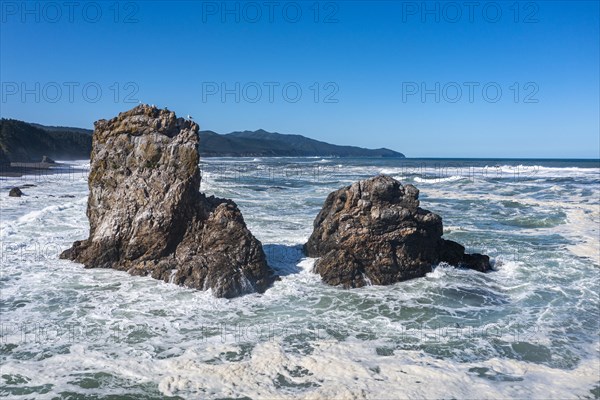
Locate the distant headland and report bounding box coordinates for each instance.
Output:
[0,118,405,164]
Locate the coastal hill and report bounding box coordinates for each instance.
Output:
[0,118,404,162]
[0,119,92,163]
[200,129,404,157]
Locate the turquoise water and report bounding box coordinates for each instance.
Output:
[1,157,599,398]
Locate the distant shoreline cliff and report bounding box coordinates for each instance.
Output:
[0,119,93,163]
[0,118,405,163]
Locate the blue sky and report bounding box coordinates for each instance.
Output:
[1,1,598,158]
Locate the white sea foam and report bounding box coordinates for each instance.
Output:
[414,175,465,184]
[380,164,600,181]
[1,158,599,398]
[1,338,597,399]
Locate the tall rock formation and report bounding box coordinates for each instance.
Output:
[60,105,276,298]
[304,175,491,288]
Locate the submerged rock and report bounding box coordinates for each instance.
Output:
[9,187,22,197]
[304,175,491,288]
[60,105,276,298]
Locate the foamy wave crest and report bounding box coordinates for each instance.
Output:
[484,164,599,179]
[414,175,464,183]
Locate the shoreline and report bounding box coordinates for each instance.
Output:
[0,162,86,178]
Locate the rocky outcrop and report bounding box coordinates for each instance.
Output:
[304,175,491,288]
[60,105,276,298]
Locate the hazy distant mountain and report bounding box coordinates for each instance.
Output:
[0,120,404,162]
[199,129,404,157]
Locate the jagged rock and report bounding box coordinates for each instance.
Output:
[438,238,491,272]
[304,175,491,288]
[9,187,22,197]
[60,105,276,298]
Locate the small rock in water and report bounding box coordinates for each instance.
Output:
[9,187,23,197]
[304,175,492,288]
[41,156,56,164]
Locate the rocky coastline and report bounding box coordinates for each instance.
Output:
[60,105,491,297]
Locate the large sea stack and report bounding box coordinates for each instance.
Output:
[304,175,491,288]
[60,105,276,298]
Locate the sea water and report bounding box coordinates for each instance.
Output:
[1,158,598,399]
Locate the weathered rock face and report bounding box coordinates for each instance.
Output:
[60,105,276,298]
[304,175,491,288]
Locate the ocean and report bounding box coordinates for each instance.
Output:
[1,157,599,399]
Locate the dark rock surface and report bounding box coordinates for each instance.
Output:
[60,105,276,298]
[304,175,491,288]
[9,187,22,197]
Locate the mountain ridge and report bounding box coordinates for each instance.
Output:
[200,128,403,157]
[0,118,405,162]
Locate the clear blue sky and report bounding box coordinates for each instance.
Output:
[1,1,598,158]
